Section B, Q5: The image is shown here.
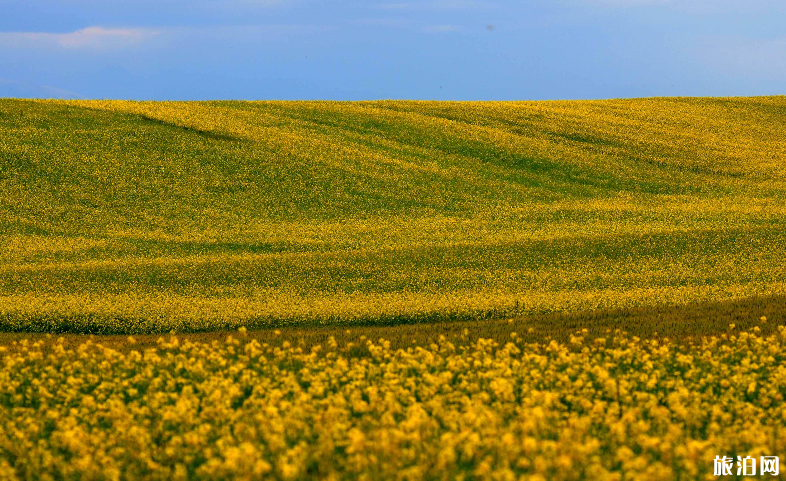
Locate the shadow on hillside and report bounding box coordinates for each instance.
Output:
[2,294,783,355]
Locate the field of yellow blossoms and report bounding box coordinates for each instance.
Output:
[2,97,785,479]
[2,97,786,331]
[1,322,784,481]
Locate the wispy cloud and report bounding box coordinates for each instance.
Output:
[227,0,313,8]
[233,0,295,5]
[0,24,325,51]
[576,0,672,6]
[350,19,464,34]
[375,0,491,10]
[351,18,412,28]
[0,27,160,50]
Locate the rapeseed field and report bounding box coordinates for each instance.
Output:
[1,97,785,332]
[1,324,784,480]
[2,98,785,480]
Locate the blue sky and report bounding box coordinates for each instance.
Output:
[1,0,784,100]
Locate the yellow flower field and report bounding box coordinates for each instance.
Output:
[1,97,786,331]
[1,324,784,480]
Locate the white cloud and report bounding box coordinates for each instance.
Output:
[576,0,672,6]
[233,0,292,4]
[0,24,334,53]
[375,0,491,10]
[224,0,310,8]
[0,27,160,50]
[349,19,463,34]
[351,18,411,28]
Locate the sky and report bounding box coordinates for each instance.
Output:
[0,0,784,100]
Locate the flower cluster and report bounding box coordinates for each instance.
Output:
[1,325,784,480]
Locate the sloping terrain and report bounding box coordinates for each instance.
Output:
[1,97,785,332]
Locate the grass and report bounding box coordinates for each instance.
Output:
[1,97,785,333]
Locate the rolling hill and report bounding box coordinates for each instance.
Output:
[1,97,785,333]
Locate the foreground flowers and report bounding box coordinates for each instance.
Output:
[1,324,784,480]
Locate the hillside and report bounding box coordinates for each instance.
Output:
[1,97,785,333]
